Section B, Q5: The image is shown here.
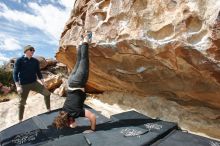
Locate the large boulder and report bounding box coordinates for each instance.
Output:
[35,56,48,69]
[56,0,220,109]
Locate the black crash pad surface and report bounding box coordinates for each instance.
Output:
[84,126,149,146]
[83,110,178,146]
[0,105,110,146]
[152,130,220,146]
[1,108,218,146]
[41,134,90,146]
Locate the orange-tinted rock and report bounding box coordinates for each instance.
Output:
[44,75,63,91]
[57,0,220,109]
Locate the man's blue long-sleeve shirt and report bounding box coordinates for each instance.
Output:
[13,56,43,85]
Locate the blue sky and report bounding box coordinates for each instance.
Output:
[0,0,74,65]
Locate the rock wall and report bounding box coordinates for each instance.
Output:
[56,0,220,109]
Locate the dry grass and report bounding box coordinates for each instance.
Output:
[0,92,18,100]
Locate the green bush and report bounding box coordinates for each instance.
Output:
[0,67,14,86]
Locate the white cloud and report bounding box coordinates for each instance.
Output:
[0,3,8,11]
[0,1,73,41]
[58,0,75,9]
[27,2,71,40]
[0,53,9,62]
[10,0,22,3]
[0,38,22,51]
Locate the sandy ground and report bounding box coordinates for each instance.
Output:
[0,93,63,131]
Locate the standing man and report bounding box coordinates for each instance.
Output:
[13,45,51,122]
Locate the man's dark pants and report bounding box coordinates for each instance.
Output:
[18,81,50,120]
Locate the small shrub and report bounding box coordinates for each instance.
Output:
[0,67,14,86]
